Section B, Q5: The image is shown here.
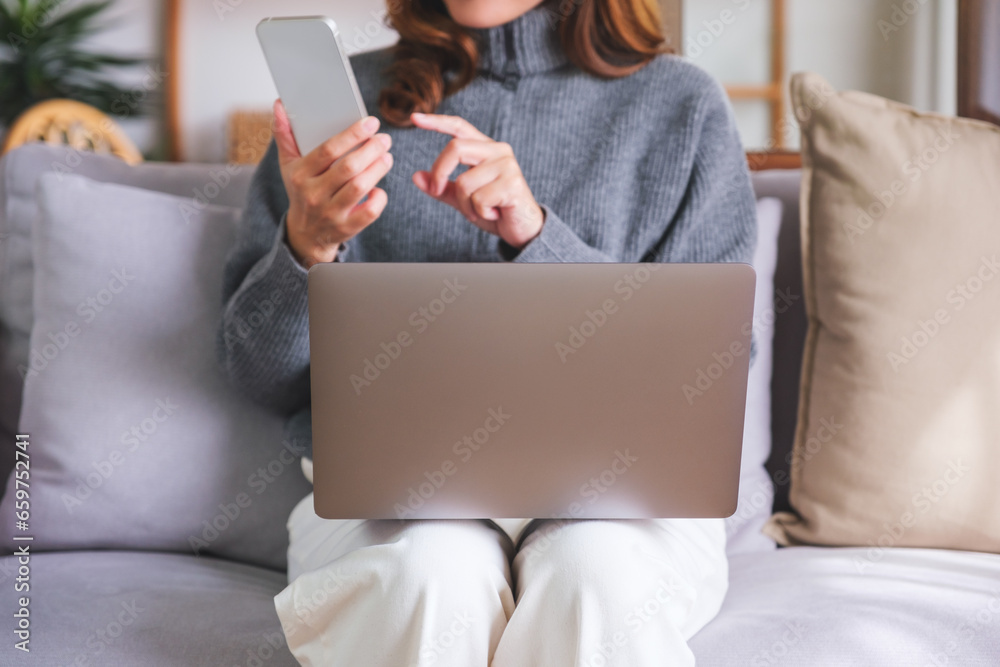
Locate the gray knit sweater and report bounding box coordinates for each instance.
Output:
[217,4,757,461]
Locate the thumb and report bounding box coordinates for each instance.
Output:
[272,99,301,165]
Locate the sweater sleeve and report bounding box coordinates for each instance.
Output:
[649,81,757,266]
[497,204,617,263]
[215,141,312,415]
[662,84,759,365]
[499,78,756,268]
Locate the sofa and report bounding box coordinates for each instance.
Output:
[0,137,998,667]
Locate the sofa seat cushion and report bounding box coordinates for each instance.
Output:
[3,546,997,665]
[0,550,297,666]
[691,546,1000,665]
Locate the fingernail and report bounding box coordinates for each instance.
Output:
[412,112,424,119]
[363,116,380,132]
[376,133,392,149]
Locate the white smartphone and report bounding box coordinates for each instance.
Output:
[256,16,369,156]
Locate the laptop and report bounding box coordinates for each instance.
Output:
[308,262,755,523]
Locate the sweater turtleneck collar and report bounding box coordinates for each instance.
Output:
[467,2,570,86]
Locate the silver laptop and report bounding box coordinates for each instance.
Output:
[308,263,755,521]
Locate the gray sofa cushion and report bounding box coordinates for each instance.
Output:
[692,545,1000,664]
[0,173,310,571]
[0,550,297,666]
[0,144,254,496]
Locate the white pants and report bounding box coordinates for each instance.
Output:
[275,492,728,666]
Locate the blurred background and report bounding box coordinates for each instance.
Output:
[0,0,974,162]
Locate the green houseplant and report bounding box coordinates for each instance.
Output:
[0,0,147,128]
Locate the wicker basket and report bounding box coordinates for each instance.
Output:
[227,110,274,164]
[1,99,143,164]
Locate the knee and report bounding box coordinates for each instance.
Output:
[381,521,510,596]
[534,519,724,578]
[520,520,660,588]
[517,520,725,610]
[281,521,510,634]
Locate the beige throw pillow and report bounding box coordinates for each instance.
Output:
[763,73,1000,555]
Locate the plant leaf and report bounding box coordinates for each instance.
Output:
[0,0,150,123]
[43,1,112,38]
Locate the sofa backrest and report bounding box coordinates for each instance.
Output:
[0,145,809,518]
[750,169,807,515]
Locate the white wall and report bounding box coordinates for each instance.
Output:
[176,0,397,162]
[70,0,959,160]
[684,0,958,149]
[66,0,164,157]
[62,0,395,160]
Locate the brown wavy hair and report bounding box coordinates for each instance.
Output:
[378,0,671,127]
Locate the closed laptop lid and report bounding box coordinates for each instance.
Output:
[308,262,755,520]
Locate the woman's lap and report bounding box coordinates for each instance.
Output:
[277,492,727,666]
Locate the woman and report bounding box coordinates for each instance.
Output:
[218,0,756,664]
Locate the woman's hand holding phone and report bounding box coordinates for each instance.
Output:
[272,99,394,269]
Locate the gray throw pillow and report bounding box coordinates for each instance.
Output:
[0,144,253,455]
[0,173,309,571]
[724,197,783,555]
